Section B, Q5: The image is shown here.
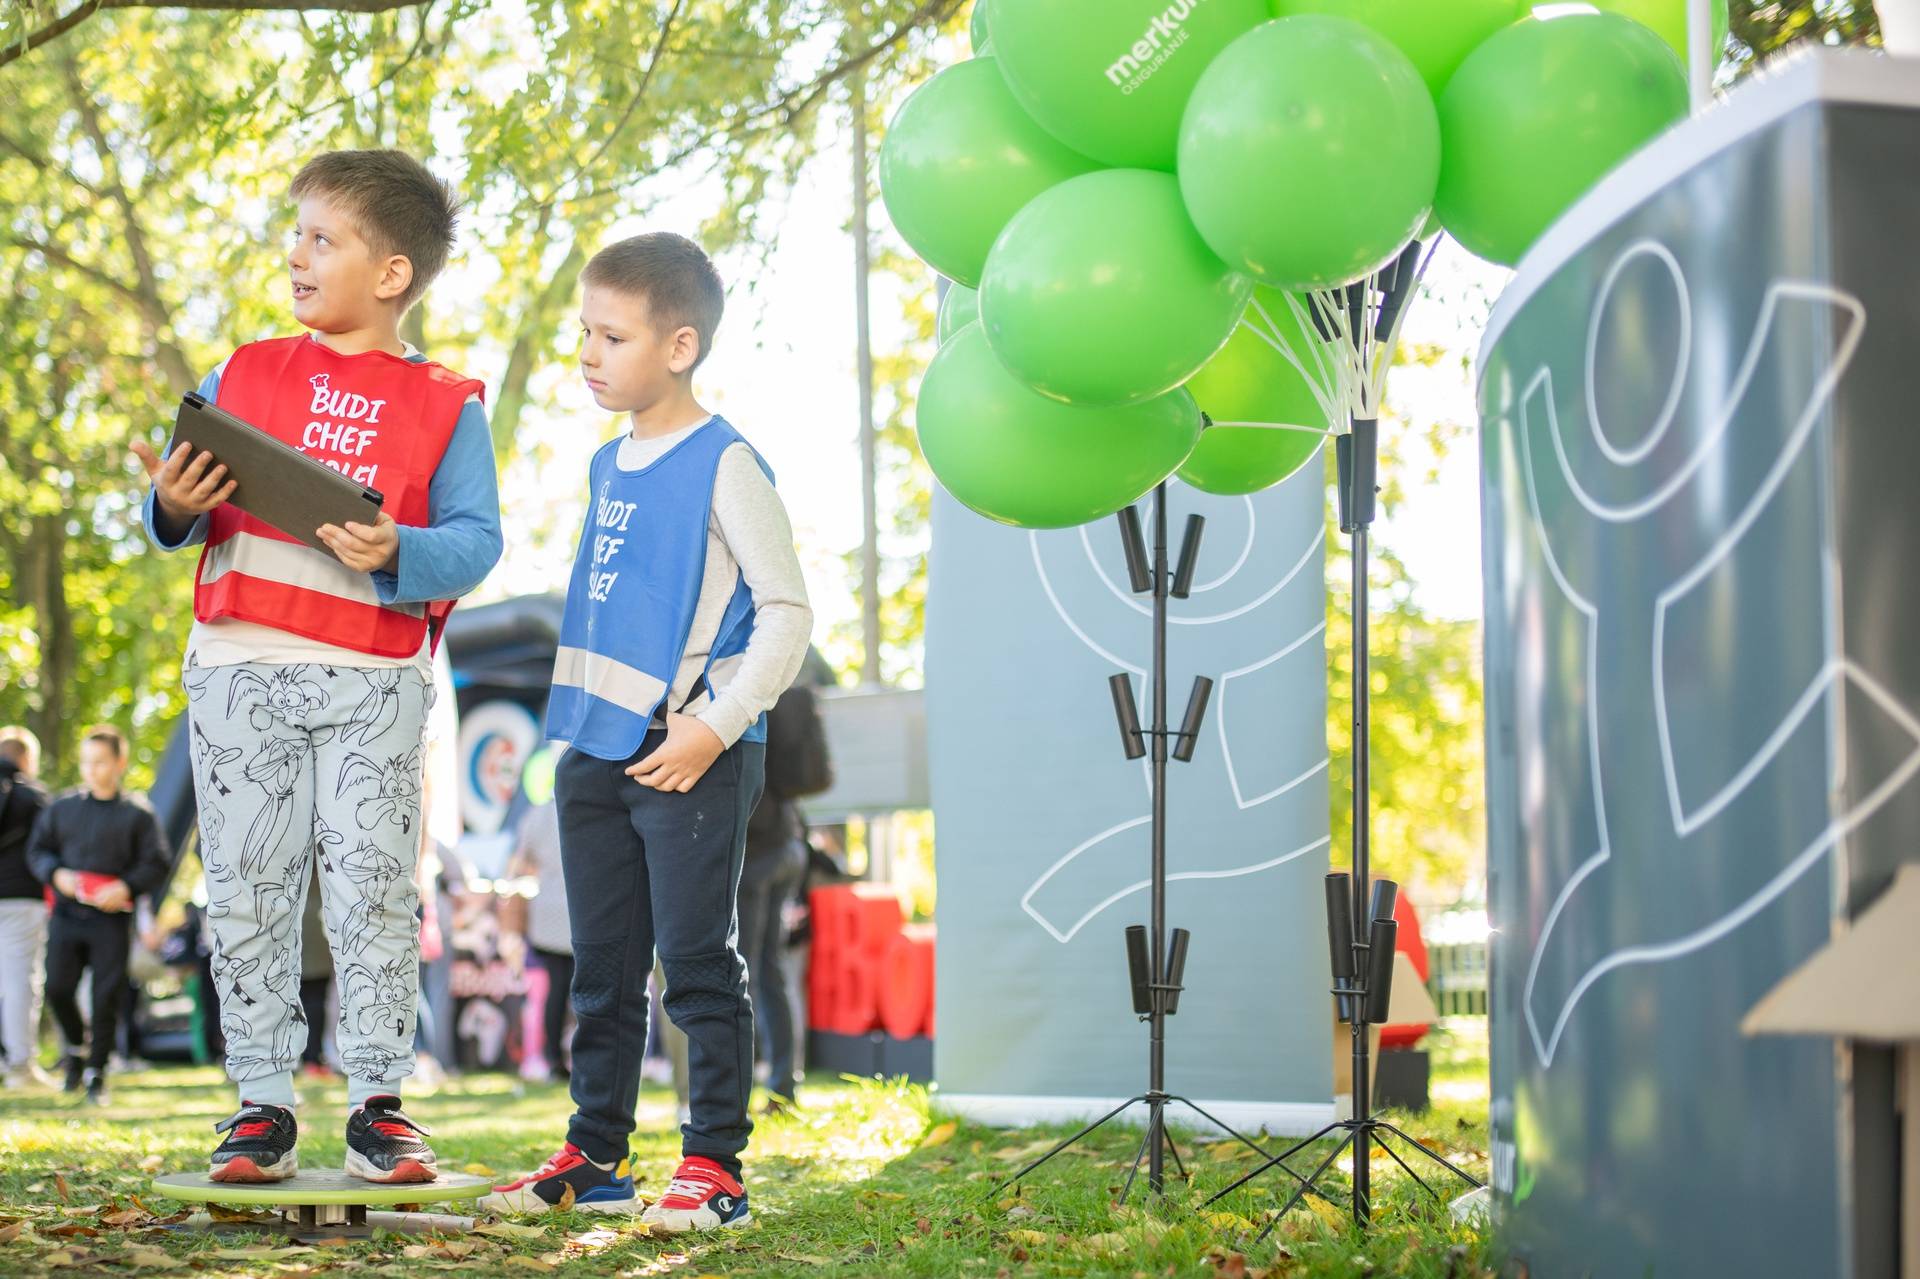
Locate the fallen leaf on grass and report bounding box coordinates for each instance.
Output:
[44,1248,85,1265]
[1005,1229,1050,1247]
[1305,1196,1347,1233]
[504,1256,554,1272]
[402,1241,483,1260]
[120,1245,185,1270]
[772,1254,832,1265]
[102,1209,149,1228]
[0,1217,23,1244]
[54,1173,72,1202]
[565,1227,623,1252]
[919,1121,957,1149]
[60,1206,98,1218]
[475,1223,548,1241]
[45,1222,99,1237]
[555,1183,576,1212]
[1204,1248,1250,1278]
[914,1217,932,1236]
[461,1163,498,1177]
[137,1155,166,1175]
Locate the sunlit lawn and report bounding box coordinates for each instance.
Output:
[0,1024,1492,1277]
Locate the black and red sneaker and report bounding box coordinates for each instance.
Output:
[639,1156,750,1233]
[344,1095,436,1183]
[481,1143,638,1214]
[210,1102,299,1182]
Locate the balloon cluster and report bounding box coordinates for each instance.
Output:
[883,0,1706,530]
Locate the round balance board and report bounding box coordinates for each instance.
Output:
[151,1169,492,1207]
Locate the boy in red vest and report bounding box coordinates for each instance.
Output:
[131,149,501,1184]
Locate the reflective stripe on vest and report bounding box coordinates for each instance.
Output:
[193,336,479,659]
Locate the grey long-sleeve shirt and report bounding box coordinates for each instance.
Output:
[615,421,814,748]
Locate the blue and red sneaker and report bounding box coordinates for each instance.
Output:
[638,1156,750,1233]
[482,1143,639,1214]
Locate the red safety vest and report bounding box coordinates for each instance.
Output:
[194,336,482,659]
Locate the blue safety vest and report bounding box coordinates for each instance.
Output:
[546,417,770,759]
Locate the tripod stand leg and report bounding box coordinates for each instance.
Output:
[1246,1131,1355,1251]
[1003,1096,1145,1188]
[1200,1121,1343,1209]
[1163,1127,1187,1181]
[1171,1097,1320,1197]
[1168,1096,1277,1161]
[1376,1121,1485,1189]
[1370,1127,1439,1203]
[1119,1121,1156,1204]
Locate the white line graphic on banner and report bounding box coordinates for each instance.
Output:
[1505,252,1914,1067]
[1020,471,1331,943]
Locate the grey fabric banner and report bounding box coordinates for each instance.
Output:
[1479,55,1920,1279]
[927,463,1334,1133]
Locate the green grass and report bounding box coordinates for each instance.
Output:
[0,1031,1493,1277]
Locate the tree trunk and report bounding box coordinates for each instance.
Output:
[25,513,74,779]
[489,237,589,463]
[852,67,882,689]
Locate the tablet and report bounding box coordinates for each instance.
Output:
[168,392,384,552]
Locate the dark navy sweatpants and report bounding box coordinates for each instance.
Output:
[555,728,765,1171]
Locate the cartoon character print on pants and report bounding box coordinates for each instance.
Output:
[223,669,333,876]
[341,956,414,1042]
[342,669,405,746]
[336,745,424,835]
[185,660,431,1092]
[334,839,404,959]
[210,945,304,1078]
[207,841,308,954]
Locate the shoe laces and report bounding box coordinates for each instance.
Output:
[234,1119,274,1139]
[662,1157,730,1203]
[373,1119,415,1139]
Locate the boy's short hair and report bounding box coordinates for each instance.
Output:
[81,725,127,760]
[0,725,40,769]
[582,233,725,369]
[289,149,462,312]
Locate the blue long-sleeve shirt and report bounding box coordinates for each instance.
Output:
[143,349,502,606]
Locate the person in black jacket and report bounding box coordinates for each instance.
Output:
[0,727,52,1087]
[737,663,835,1111]
[26,725,171,1104]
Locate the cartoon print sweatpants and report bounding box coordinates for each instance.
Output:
[184,658,432,1108]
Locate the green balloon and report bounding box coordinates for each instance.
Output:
[917,325,1202,529]
[1268,0,1527,97]
[937,281,979,343]
[878,57,1100,289]
[969,0,989,53]
[1179,287,1332,494]
[1178,16,1438,290]
[981,169,1251,407]
[987,0,1268,169]
[1590,0,1728,67]
[1437,13,1687,267]
[1180,422,1326,496]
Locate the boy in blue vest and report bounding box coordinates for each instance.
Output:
[484,234,813,1230]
